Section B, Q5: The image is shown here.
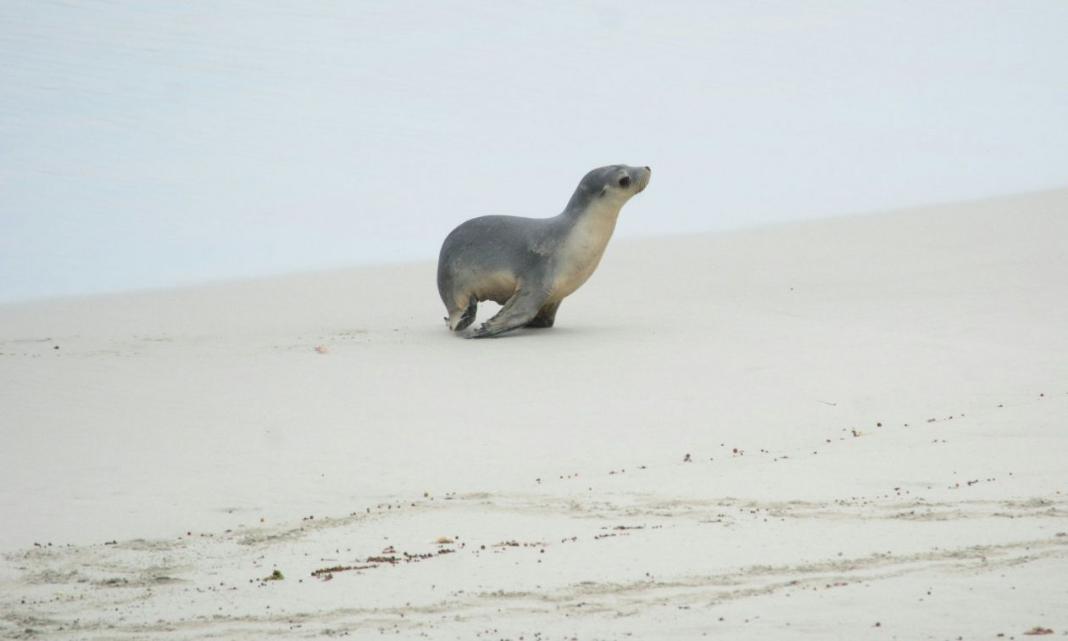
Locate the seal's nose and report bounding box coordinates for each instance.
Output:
[636,166,651,192]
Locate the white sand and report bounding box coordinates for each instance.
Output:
[2,190,1067,639]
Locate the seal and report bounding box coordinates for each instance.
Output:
[437,164,651,338]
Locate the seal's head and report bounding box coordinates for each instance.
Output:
[565,164,652,213]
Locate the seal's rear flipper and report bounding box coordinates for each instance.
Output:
[446,298,478,332]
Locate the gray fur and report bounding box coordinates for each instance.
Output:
[437,164,651,338]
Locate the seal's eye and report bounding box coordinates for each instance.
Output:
[618,176,631,188]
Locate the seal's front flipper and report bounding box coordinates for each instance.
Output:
[525,301,560,328]
[469,287,548,339]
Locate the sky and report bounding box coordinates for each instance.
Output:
[1,1,1067,302]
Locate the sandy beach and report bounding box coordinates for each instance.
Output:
[2,190,1067,640]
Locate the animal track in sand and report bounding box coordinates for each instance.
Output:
[6,533,1065,638]
[530,390,1064,495]
[3,392,1065,638]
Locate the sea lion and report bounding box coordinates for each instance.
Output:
[437,164,651,338]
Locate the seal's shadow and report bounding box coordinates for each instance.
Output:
[462,301,635,339]
[459,323,629,340]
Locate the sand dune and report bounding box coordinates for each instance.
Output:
[2,190,1067,639]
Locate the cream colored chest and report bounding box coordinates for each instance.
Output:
[549,206,620,299]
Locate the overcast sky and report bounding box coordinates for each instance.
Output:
[2,1,1066,302]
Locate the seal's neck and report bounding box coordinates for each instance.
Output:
[563,182,598,214]
[563,179,632,213]
[549,195,625,299]
[562,195,626,257]
[575,195,624,225]
[563,188,629,220]
[560,192,628,254]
